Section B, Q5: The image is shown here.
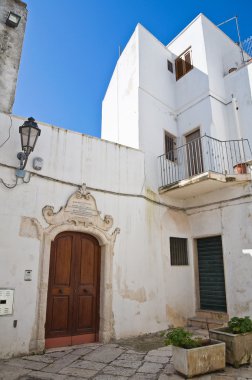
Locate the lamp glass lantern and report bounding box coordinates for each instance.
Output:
[6,11,21,27]
[18,117,41,170]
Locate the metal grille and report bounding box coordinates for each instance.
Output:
[170,237,188,265]
[158,135,252,188]
[242,36,252,59]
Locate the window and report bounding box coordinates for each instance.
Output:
[175,47,193,80]
[165,132,176,161]
[170,237,188,265]
[167,60,173,73]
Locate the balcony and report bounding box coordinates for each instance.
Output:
[158,135,252,198]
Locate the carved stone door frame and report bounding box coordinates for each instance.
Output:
[28,185,120,352]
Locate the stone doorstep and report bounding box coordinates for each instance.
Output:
[187,316,225,329]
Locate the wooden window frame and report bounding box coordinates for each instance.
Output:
[175,47,193,81]
[170,237,189,266]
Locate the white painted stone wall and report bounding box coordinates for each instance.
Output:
[0,113,195,358]
[0,0,27,113]
[101,10,252,337]
[101,27,139,149]
[185,183,252,318]
[1,10,252,360]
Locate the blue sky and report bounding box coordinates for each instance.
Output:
[14,0,252,137]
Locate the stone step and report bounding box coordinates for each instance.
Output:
[195,310,229,322]
[187,317,226,329]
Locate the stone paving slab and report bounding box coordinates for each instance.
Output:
[137,361,164,373]
[69,347,94,357]
[0,363,31,380]
[7,358,48,370]
[145,354,170,364]
[69,359,106,371]
[18,372,67,380]
[110,359,142,369]
[84,346,124,363]
[119,352,145,361]
[131,373,158,379]
[1,338,252,380]
[102,364,136,377]
[41,352,81,373]
[147,347,172,356]
[22,355,54,364]
[93,375,128,380]
[59,366,98,377]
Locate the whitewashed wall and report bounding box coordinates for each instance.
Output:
[1,11,252,360]
[0,113,195,358]
[101,27,139,149]
[185,182,252,318]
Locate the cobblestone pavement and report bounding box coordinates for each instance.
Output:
[0,332,252,380]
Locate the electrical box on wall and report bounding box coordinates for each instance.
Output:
[0,289,14,316]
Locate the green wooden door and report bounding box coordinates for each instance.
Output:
[197,236,227,312]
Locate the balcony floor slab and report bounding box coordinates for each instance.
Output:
[159,171,251,199]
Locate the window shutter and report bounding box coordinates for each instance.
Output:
[175,48,193,80]
[175,57,183,80]
[184,51,192,73]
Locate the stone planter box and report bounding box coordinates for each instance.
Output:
[172,340,225,378]
[210,327,252,367]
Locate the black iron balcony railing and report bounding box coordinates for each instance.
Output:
[158,135,252,189]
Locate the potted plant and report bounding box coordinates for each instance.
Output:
[234,163,247,174]
[210,316,252,368]
[163,327,225,378]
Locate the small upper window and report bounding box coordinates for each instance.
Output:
[175,48,193,81]
[165,132,176,161]
[167,60,173,73]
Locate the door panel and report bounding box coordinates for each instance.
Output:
[51,297,69,331]
[186,129,203,176]
[54,236,72,285]
[77,296,93,329]
[45,232,100,346]
[197,236,227,312]
[46,235,73,337]
[73,235,100,335]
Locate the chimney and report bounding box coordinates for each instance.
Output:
[0,0,27,114]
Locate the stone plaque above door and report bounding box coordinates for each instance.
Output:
[42,184,119,236]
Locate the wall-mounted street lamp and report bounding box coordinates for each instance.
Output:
[17,117,41,172]
[0,117,41,189]
[6,11,21,28]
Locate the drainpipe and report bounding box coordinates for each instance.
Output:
[232,94,245,162]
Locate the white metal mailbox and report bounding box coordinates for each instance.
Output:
[0,289,14,315]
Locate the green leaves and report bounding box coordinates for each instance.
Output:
[228,316,252,334]
[163,328,203,349]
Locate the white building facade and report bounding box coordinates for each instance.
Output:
[0,1,252,358]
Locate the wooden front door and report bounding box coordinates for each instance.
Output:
[45,232,101,348]
[197,236,227,312]
[186,129,203,176]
